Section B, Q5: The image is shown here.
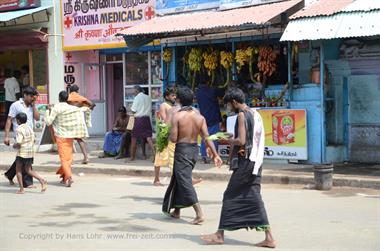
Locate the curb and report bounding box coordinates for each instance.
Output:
[1,165,379,190]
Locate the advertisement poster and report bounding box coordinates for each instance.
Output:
[259,109,307,160]
[0,0,40,12]
[156,0,219,15]
[61,0,156,51]
[219,0,283,10]
[226,109,307,160]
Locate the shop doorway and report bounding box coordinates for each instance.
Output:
[105,62,124,130]
[344,75,380,163]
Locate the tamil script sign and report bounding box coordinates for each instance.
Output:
[60,0,156,51]
[0,0,40,12]
[156,0,219,15]
[219,0,283,10]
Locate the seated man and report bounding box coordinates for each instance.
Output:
[100,106,130,158]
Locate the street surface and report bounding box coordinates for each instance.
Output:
[1,173,379,251]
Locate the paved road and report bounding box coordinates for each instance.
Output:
[1,173,379,251]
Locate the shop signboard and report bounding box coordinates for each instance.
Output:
[0,0,40,12]
[60,0,156,51]
[156,0,219,15]
[227,109,307,160]
[219,0,283,10]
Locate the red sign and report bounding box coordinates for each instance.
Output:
[0,0,40,12]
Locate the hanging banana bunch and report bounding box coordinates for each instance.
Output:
[246,46,259,83]
[162,48,172,81]
[235,49,250,73]
[187,48,202,90]
[202,49,219,86]
[257,46,277,77]
[219,50,233,88]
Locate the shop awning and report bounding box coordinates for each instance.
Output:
[118,0,303,45]
[281,0,380,41]
[0,0,52,22]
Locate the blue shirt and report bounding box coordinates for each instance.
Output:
[195,85,223,127]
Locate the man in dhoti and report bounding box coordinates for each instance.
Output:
[153,87,176,186]
[201,88,276,248]
[162,86,222,225]
[45,91,91,187]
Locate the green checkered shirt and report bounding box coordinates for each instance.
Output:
[45,102,92,139]
[16,123,35,158]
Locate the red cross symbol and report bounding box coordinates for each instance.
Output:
[65,52,72,62]
[64,16,73,29]
[145,6,155,20]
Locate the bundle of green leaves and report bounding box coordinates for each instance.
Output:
[156,121,171,152]
[207,132,231,141]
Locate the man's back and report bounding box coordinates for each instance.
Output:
[195,85,222,127]
[175,109,205,144]
[132,92,151,117]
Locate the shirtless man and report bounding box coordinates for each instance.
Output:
[153,87,176,186]
[162,86,222,225]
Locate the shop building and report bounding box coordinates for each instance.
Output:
[60,0,161,135]
[0,0,65,130]
[281,0,380,164]
[120,0,380,165]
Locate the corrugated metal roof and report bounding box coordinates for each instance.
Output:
[290,0,353,19]
[0,0,52,22]
[119,0,303,37]
[281,9,380,41]
[291,0,380,20]
[281,0,380,41]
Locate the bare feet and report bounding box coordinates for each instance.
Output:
[190,216,204,225]
[4,174,15,185]
[153,181,163,186]
[200,233,224,245]
[170,211,180,219]
[65,178,73,187]
[255,240,276,249]
[41,181,47,192]
[114,154,124,160]
[192,178,202,185]
[16,189,25,194]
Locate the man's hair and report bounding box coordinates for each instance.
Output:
[23,86,38,96]
[16,112,27,124]
[59,90,69,102]
[134,85,142,93]
[21,65,29,73]
[13,70,21,79]
[4,69,12,78]
[118,106,126,113]
[69,84,79,93]
[164,87,175,99]
[224,87,246,104]
[177,86,194,106]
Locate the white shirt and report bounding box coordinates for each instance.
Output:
[131,92,152,117]
[8,98,34,132]
[4,77,20,101]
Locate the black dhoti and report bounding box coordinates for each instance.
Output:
[162,143,199,215]
[218,157,269,231]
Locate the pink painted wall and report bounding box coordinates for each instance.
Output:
[64,51,101,100]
